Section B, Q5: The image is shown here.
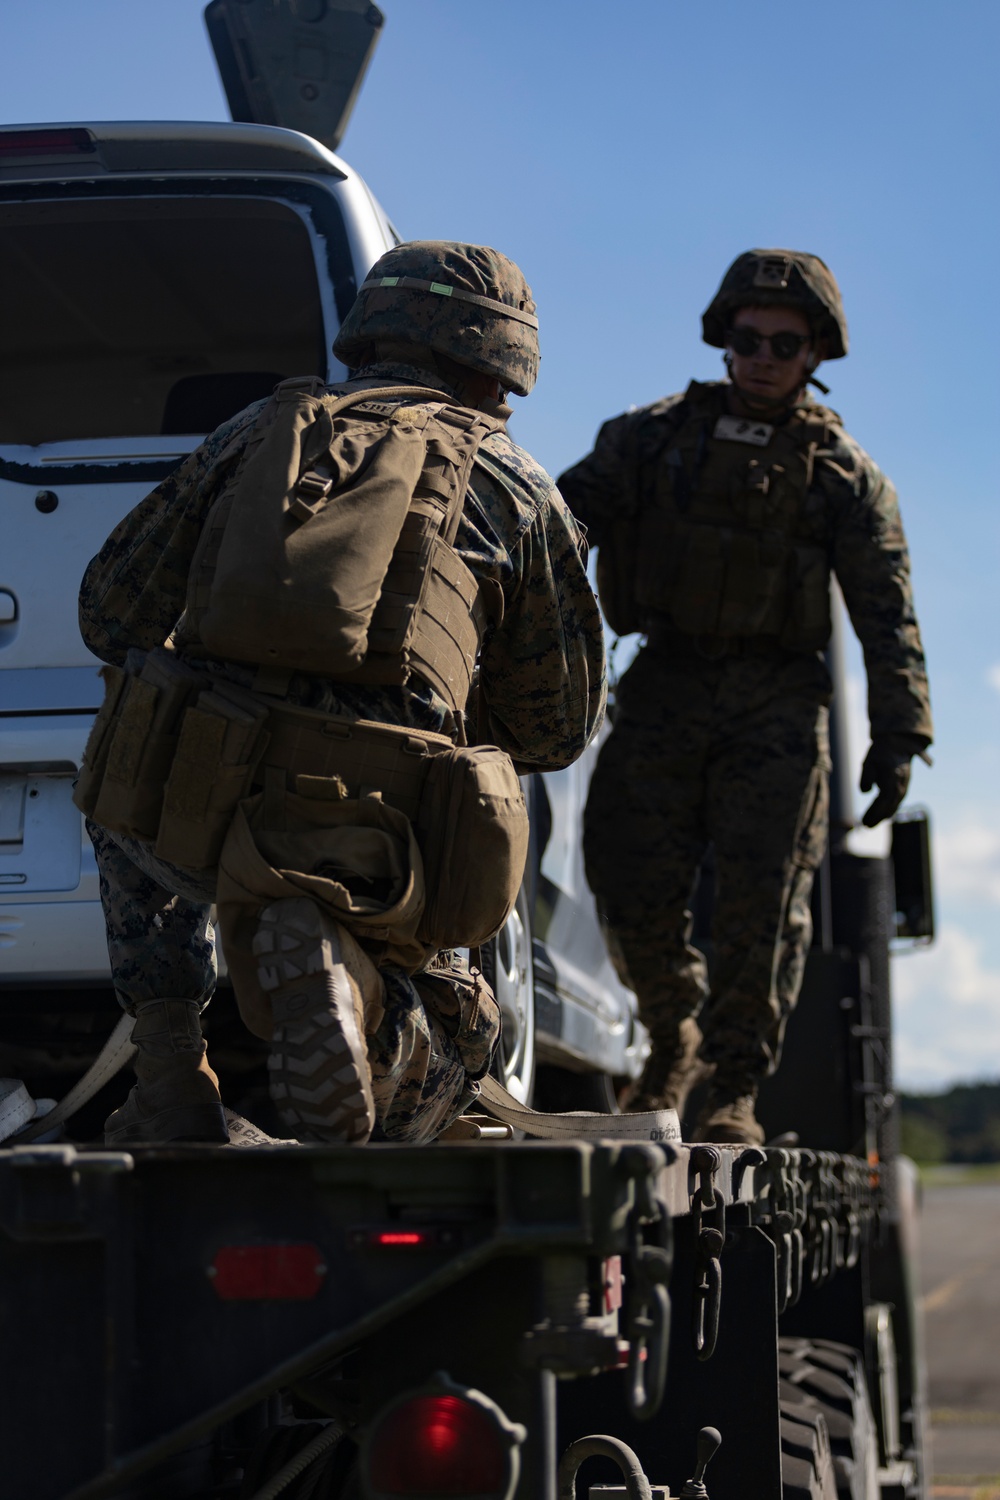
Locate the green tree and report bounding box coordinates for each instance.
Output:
[898,1114,947,1163]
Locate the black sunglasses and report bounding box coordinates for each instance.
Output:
[727,327,812,360]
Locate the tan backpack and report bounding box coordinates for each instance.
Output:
[178,380,502,712]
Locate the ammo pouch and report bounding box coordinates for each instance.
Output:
[74,648,209,840]
[74,651,270,869]
[256,704,529,953]
[155,681,270,869]
[78,658,527,952]
[73,662,130,818]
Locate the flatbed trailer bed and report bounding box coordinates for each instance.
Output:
[1,1133,918,1500]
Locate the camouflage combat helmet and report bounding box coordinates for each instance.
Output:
[333,241,540,396]
[702,249,848,359]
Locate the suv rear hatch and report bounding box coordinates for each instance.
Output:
[0,122,390,982]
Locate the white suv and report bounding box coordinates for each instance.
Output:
[0,120,642,1116]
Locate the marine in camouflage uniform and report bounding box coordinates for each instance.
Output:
[558,249,932,1145]
[81,242,605,1147]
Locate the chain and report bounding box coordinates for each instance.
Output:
[619,1147,673,1421]
[690,1147,726,1361]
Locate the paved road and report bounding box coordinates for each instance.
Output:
[919,1180,1000,1484]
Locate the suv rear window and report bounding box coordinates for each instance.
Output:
[0,195,327,444]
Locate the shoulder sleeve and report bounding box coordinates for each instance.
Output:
[556,411,636,543]
[78,404,263,665]
[469,435,607,771]
[557,393,691,543]
[825,431,933,744]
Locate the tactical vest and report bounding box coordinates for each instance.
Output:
[607,382,841,651]
[177,380,503,713]
[76,381,531,957]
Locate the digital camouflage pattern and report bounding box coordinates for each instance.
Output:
[90,818,217,1009]
[701,248,849,358]
[559,376,932,1087]
[374,958,499,1142]
[90,821,495,1143]
[82,334,603,1139]
[80,359,606,772]
[334,242,540,397]
[582,651,831,1082]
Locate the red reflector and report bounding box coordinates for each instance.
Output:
[0,128,96,157]
[208,1243,326,1300]
[369,1394,507,1496]
[375,1231,426,1246]
[603,1254,623,1313]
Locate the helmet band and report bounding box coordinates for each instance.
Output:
[360,274,539,330]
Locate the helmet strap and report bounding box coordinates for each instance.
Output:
[477,393,513,422]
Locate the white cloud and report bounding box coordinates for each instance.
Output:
[893,924,1000,1090]
[987,663,1000,696]
[934,821,1000,909]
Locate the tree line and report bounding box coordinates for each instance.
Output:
[899,1081,1000,1163]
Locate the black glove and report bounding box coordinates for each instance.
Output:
[859,738,917,827]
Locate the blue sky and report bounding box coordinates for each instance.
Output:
[3,0,998,1088]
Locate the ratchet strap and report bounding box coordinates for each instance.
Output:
[2,1012,137,1145]
[477,1075,680,1143]
[1,1026,681,1149]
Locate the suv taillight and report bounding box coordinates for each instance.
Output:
[363,1378,525,1500]
[0,128,96,158]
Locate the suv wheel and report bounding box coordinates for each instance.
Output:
[483,884,535,1105]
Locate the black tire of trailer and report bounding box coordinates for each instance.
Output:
[779,1336,881,1500]
[781,1397,839,1500]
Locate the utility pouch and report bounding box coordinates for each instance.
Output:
[780,543,832,652]
[88,649,207,840]
[73,664,130,818]
[256,706,528,954]
[415,743,528,952]
[413,957,501,1081]
[156,682,270,870]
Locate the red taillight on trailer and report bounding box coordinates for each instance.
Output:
[363,1379,525,1500]
[208,1243,326,1300]
[370,1396,503,1494]
[347,1225,460,1250]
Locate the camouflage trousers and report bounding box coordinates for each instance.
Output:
[583,648,831,1083]
[88,820,497,1142]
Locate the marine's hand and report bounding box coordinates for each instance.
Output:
[859,741,912,827]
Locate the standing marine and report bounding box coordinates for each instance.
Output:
[77,240,605,1147]
[558,248,932,1145]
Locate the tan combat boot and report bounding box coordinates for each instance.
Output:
[253,897,378,1144]
[622,1016,713,1117]
[105,998,230,1144]
[692,1083,766,1147]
